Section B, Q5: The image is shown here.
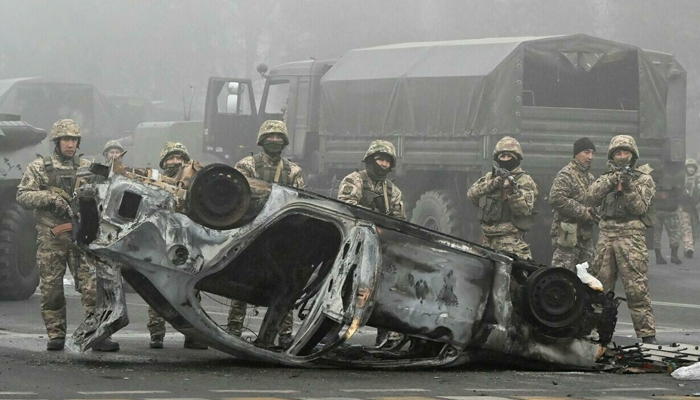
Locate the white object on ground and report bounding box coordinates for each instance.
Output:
[672,361,700,380]
[576,262,604,291]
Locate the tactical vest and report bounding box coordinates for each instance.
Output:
[358,170,394,215]
[599,170,655,227]
[42,154,80,199]
[477,192,511,225]
[253,153,292,185]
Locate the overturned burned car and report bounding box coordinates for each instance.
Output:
[70,160,618,369]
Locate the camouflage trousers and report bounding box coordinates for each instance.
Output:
[678,209,694,252]
[551,237,595,271]
[591,232,655,338]
[653,210,681,249]
[227,300,293,338]
[36,225,96,340]
[483,231,532,260]
[147,291,202,338]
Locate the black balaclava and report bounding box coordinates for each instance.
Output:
[496,152,520,171]
[365,154,392,181]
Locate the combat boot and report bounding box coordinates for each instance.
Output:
[92,336,120,352]
[183,336,208,350]
[685,249,694,258]
[46,337,65,351]
[671,246,683,265]
[655,249,667,265]
[149,335,164,349]
[641,335,659,345]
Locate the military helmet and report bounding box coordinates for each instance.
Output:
[607,135,639,160]
[363,140,397,167]
[492,136,523,160]
[159,141,191,169]
[685,158,698,169]
[102,140,124,156]
[256,120,289,146]
[50,119,81,141]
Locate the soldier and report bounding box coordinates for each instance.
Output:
[467,136,539,260]
[226,120,304,348]
[549,138,597,270]
[102,140,124,163]
[586,135,658,344]
[148,142,208,350]
[338,140,405,347]
[16,119,119,351]
[652,173,683,265]
[680,158,700,258]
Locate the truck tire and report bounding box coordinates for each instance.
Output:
[410,190,463,238]
[0,203,39,300]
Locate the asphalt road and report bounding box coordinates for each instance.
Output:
[1,252,700,399]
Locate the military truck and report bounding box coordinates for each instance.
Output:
[202,34,686,262]
[0,114,49,300]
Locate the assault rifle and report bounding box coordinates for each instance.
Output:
[613,164,634,192]
[493,165,521,195]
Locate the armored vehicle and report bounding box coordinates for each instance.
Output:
[0,114,49,300]
[203,34,686,261]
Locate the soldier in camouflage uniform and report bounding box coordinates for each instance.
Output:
[102,140,124,163]
[16,119,119,352]
[652,173,683,265]
[148,142,208,350]
[226,120,304,348]
[679,158,700,258]
[467,137,539,260]
[338,140,405,347]
[586,135,658,344]
[549,138,597,270]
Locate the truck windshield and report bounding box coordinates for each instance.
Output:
[264,80,290,119]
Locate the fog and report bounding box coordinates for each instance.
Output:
[1,0,699,150]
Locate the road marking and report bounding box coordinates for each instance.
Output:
[77,390,170,394]
[143,398,209,400]
[0,392,37,395]
[212,390,300,393]
[339,389,430,393]
[652,301,700,310]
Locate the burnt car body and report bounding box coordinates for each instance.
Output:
[70,161,617,369]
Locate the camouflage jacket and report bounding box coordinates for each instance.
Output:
[467,167,539,236]
[16,152,91,227]
[337,170,406,220]
[586,162,655,234]
[235,152,305,189]
[548,159,595,239]
[685,172,700,205]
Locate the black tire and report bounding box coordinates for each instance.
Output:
[410,190,463,237]
[0,203,39,300]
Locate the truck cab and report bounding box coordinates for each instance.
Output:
[203,59,335,169]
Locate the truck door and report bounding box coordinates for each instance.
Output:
[203,78,257,163]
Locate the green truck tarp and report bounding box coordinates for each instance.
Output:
[320,34,684,140]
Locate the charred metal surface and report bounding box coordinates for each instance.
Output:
[71,161,619,369]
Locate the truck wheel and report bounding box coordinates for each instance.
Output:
[0,203,39,301]
[410,190,463,237]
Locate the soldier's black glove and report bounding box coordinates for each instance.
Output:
[491,176,504,190]
[619,173,632,190]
